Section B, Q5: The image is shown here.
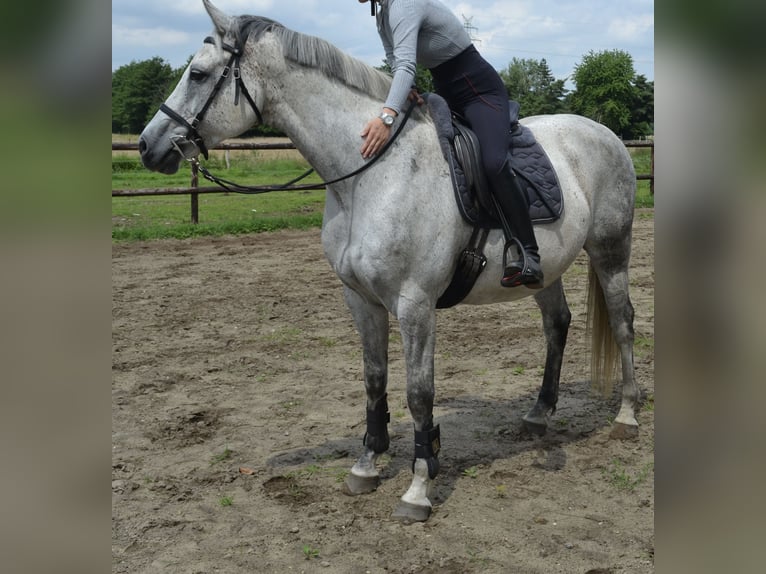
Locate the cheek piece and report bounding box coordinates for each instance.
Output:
[161,36,264,161]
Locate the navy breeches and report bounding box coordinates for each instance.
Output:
[431,44,510,178]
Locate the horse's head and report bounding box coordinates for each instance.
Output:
[139,0,265,174]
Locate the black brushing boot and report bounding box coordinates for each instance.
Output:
[491,162,544,289]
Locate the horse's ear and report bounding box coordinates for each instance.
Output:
[203,0,233,36]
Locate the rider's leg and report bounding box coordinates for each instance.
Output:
[461,94,544,289]
[432,47,544,288]
[489,160,544,289]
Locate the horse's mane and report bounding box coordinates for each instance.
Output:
[235,16,392,100]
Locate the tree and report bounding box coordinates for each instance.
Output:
[568,49,637,137]
[375,61,433,94]
[112,57,175,134]
[498,58,568,117]
[625,74,654,139]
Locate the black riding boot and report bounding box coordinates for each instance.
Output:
[490,163,544,289]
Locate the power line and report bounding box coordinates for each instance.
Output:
[462,15,480,44]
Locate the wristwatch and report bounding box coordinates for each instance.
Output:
[378,112,395,127]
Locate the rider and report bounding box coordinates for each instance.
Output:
[358,0,544,289]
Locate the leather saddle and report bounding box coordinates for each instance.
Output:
[449,100,563,228]
[429,96,563,308]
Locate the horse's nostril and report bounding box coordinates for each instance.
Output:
[138,138,147,154]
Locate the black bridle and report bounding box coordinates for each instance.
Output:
[160,36,263,160]
[159,33,417,194]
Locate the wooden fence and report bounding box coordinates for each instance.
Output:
[113,140,654,224]
[623,141,655,195]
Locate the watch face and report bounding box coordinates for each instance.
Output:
[382,115,394,126]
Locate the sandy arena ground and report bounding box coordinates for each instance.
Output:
[112,211,654,573]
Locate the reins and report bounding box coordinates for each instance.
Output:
[191,98,417,194]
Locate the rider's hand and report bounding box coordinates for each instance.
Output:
[360,114,394,159]
[408,89,424,106]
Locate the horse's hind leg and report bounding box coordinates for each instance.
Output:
[587,235,639,439]
[522,278,571,435]
[341,288,391,495]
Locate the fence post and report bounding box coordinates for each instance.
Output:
[191,161,199,224]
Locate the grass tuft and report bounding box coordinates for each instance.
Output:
[602,459,654,492]
[462,466,479,479]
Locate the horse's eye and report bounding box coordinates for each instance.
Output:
[189,69,207,82]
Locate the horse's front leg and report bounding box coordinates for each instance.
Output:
[341,288,391,495]
[391,298,440,523]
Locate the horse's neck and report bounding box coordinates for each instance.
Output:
[261,68,375,183]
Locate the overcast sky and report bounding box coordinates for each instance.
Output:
[112,0,654,85]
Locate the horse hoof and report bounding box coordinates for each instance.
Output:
[610,422,639,440]
[391,500,431,523]
[342,473,380,496]
[522,416,548,436]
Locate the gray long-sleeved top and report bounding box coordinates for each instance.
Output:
[376,0,472,113]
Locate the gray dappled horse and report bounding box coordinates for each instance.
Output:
[139,0,640,522]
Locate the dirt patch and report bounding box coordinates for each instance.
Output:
[112,211,654,573]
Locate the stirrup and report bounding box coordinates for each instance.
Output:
[501,239,543,289]
[501,267,543,289]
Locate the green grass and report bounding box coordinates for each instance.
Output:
[634,335,655,359]
[462,466,479,479]
[112,152,326,241]
[602,459,654,492]
[284,462,351,485]
[210,447,234,466]
[629,147,654,208]
[261,327,304,345]
[113,145,653,241]
[112,151,318,188]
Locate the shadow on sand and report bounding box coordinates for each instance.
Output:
[265,378,628,510]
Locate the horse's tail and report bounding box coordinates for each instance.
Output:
[586,262,618,396]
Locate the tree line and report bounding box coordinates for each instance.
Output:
[112,48,652,140]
